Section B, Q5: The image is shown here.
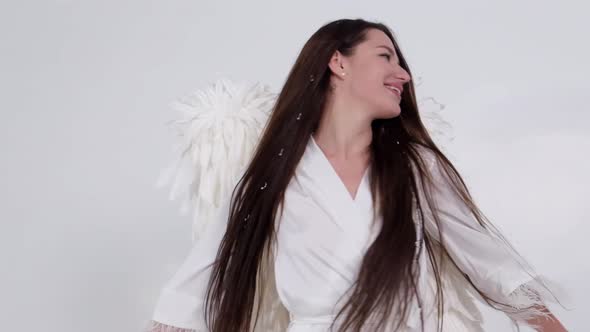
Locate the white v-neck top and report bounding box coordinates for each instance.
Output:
[152,136,549,332]
[275,136,381,330]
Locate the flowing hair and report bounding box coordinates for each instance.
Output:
[203,18,562,332]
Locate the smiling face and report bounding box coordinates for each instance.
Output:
[328,28,412,120]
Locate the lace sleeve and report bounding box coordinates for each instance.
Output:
[147,320,198,332]
[419,153,568,328]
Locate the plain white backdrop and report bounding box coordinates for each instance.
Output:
[4,0,588,331]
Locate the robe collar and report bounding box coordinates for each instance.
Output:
[295,136,376,232]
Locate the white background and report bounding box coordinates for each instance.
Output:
[4,0,588,331]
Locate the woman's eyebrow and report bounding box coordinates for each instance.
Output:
[376,45,395,55]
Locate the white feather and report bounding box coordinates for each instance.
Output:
[418,96,454,149]
[156,79,277,242]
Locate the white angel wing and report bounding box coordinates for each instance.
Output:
[413,75,455,151]
[156,78,277,242]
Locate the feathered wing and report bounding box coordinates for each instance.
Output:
[148,79,281,332]
[156,78,277,242]
[413,75,455,151]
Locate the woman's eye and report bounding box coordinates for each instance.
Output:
[380,54,391,60]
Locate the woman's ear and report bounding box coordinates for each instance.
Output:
[327,50,346,78]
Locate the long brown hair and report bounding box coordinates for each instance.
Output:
[203,18,559,332]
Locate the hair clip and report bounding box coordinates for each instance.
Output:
[296,113,302,120]
[242,213,250,229]
[260,182,268,190]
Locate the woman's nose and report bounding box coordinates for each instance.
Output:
[397,69,411,84]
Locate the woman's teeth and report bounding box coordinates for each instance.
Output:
[385,85,401,96]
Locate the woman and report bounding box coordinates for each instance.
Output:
[149,19,567,331]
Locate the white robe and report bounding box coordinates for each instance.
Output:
[150,136,550,331]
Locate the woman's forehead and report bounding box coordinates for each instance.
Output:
[360,29,395,52]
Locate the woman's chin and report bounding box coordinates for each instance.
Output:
[376,105,401,119]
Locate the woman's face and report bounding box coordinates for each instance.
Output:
[330,29,412,120]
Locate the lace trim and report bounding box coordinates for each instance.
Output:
[147,321,198,332]
[503,276,569,329]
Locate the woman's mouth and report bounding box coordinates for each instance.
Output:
[384,84,401,97]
